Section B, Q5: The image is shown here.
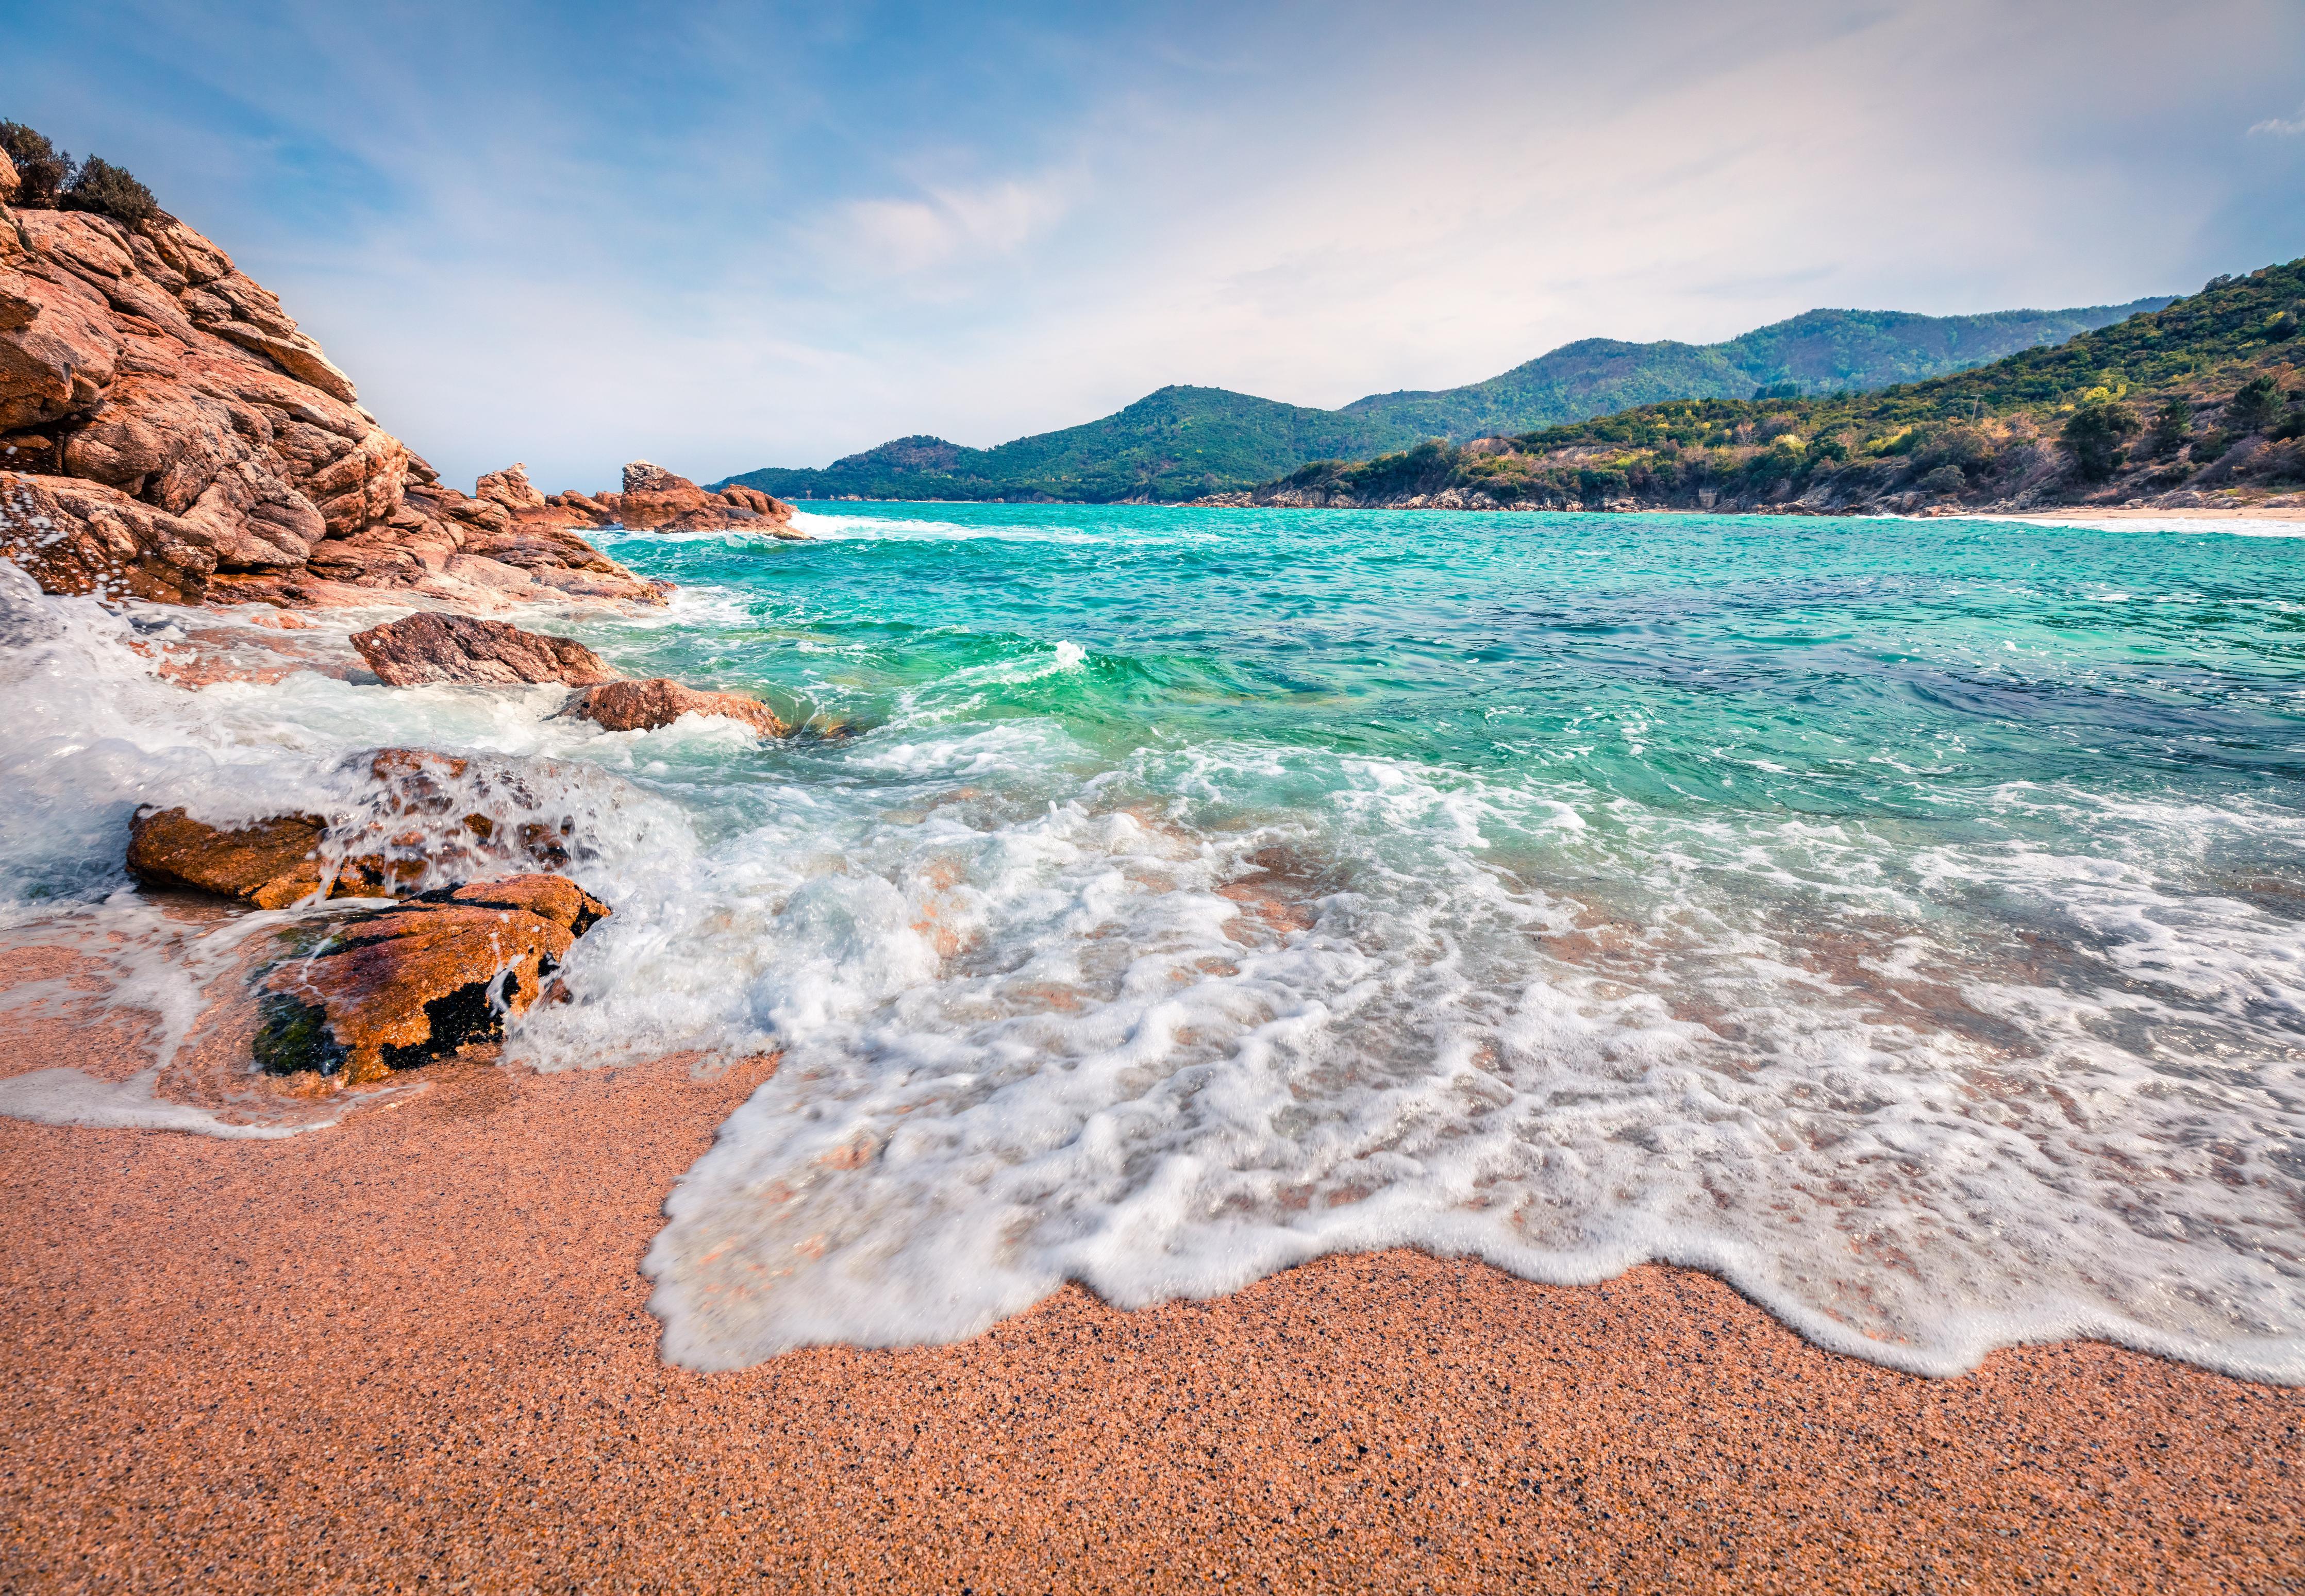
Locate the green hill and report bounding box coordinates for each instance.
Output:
[725,299,2173,504]
[1247,263,2303,514]
[726,387,1422,504]
[1340,301,2172,440]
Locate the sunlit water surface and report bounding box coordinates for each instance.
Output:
[3,504,2302,1378]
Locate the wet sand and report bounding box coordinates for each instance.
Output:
[2,1039,2300,1594]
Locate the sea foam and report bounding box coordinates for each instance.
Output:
[5,500,2304,1383]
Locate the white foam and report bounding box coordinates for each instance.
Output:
[7,555,2305,1387]
[0,1066,338,1138]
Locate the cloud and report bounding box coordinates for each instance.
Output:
[13,0,2304,490]
[2250,106,2305,135]
[815,169,1081,279]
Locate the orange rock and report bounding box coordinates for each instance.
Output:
[0,207,660,610]
[473,462,549,512]
[558,676,788,736]
[255,876,612,1082]
[350,611,619,687]
[126,807,329,909]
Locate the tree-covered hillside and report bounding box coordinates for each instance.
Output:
[726,388,1422,504]
[1234,263,2302,516]
[1338,300,2170,440]
[724,299,2172,503]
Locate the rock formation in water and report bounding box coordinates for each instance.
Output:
[558,676,790,735]
[126,808,334,909]
[0,159,662,609]
[255,876,611,1082]
[125,747,587,913]
[518,460,803,536]
[349,611,617,686]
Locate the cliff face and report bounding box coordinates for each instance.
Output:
[0,156,665,610]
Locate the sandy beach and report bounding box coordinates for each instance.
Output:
[3,1020,2298,1595]
[1974,503,2305,526]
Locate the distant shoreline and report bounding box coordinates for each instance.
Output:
[791,496,2305,527]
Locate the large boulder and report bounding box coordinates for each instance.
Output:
[558,676,788,736]
[350,611,618,687]
[0,203,661,611]
[255,876,610,1083]
[127,808,331,909]
[126,749,591,909]
[1,471,220,603]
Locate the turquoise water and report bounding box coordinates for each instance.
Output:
[4,505,2303,1377]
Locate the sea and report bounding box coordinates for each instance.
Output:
[3,503,2303,1382]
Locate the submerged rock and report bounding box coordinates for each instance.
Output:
[350,611,617,687]
[127,749,593,909]
[255,875,611,1082]
[127,807,331,909]
[558,676,789,736]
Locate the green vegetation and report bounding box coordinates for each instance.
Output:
[63,155,158,224]
[1264,260,2304,512]
[727,387,1425,504]
[1,121,160,223]
[1338,301,2171,440]
[725,300,2173,503]
[0,122,73,207]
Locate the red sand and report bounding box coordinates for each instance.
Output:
[2,1041,2300,1593]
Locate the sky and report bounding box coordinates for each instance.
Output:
[8,0,2304,489]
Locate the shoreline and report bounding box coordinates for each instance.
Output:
[790,496,2305,528]
[3,1018,2299,1590]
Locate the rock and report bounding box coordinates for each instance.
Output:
[592,460,803,534]
[541,489,615,528]
[0,146,17,205]
[474,461,549,512]
[1,471,220,603]
[0,206,659,611]
[622,460,688,495]
[331,747,579,894]
[126,808,330,909]
[559,676,788,736]
[350,611,619,687]
[254,875,611,1082]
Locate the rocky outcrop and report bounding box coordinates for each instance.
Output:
[558,676,789,736]
[255,876,610,1082]
[127,808,332,909]
[0,199,660,609]
[523,460,804,537]
[350,611,616,687]
[128,749,589,914]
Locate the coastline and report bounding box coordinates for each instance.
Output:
[3,1019,2299,1591]
[795,495,2305,528]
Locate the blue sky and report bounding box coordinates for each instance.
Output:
[9,1,2303,489]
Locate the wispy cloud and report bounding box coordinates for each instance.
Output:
[815,170,1082,279]
[2250,105,2305,136]
[11,0,2301,490]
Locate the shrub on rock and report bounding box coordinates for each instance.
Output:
[0,121,73,208]
[62,155,159,224]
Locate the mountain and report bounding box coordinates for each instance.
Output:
[1217,263,2302,517]
[725,299,2173,504]
[726,387,1423,504]
[1339,301,2173,440]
